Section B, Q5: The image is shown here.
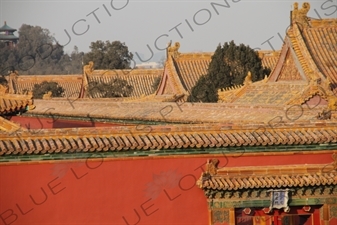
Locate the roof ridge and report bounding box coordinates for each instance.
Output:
[265,39,289,82]
[311,18,337,27]
[91,69,163,77]
[289,23,324,81]
[175,52,213,60]
[166,55,187,95]
[218,84,247,103]
[0,116,22,133]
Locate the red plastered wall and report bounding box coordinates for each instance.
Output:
[0,152,334,225]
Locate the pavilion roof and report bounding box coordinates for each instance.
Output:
[9,69,163,99]
[0,34,19,40]
[0,22,17,32]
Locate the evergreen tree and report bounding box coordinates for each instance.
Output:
[188,41,270,102]
[0,42,15,76]
[32,81,65,99]
[83,40,133,69]
[151,77,161,92]
[0,24,132,75]
[88,78,133,98]
[0,24,85,75]
[0,76,7,85]
[70,46,83,74]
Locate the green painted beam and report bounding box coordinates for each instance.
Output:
[210,197,336,208]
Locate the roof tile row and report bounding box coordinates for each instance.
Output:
[200,172,337,190]
[303,25,337,91]
[0,93,34,115]
[1,124,337,155]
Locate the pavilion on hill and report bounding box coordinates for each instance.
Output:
[0,21,19,48]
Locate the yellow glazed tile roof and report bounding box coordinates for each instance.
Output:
[0,116,21,133]
[156,42,279,101]
[302,20,337,87]
[232,82,307,105]
[10,69,163,99]
[198,161,337,190]
[173,53,212,92]
[173,52,278,92]
[220,15,337,104]
[0,92,34,115]
[1,122,337,155]
[14,74,82,98]
[89,69,163,98]
[27,98,333,124]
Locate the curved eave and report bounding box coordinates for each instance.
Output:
[0,25,17,32]
[0,35,19,40]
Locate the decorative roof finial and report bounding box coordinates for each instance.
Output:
[332,153,337,170]
[167,42,180,58]
[244,71,253,85]
[206,159,219,176]
[292,2,311,28]
[81,61,94,98]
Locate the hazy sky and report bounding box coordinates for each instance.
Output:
[1,0,336,62]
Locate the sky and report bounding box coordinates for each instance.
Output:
[1,0,336,63]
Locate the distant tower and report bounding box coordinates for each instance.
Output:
[0,21,19,48]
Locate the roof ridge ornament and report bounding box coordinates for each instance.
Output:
[81,61,94,98]
[316,78,337,120]
[244,71,253,86]
[292,2,311,28]
[196,158,219,188]
[43,91,52,100]
[167,41,180,58]
[206,158,219,176]
[332,153,337,171]
[8,70,19,94]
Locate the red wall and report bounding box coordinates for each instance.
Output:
[10,116,131,129]
[0,152,334,225]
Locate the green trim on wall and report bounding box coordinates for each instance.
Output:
[209,197,337,208]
